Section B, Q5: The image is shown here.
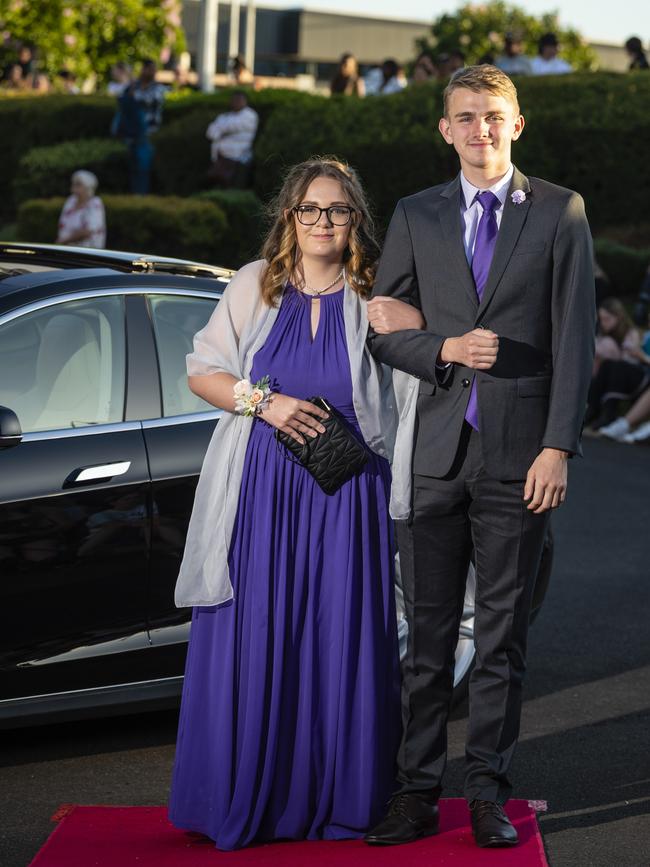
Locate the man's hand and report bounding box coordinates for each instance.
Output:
[367,297,425,334]
[524,448,569,513]
[439,329,499,369]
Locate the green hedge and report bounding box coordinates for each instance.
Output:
[17,195,231,265]
[6,73,650,232]
[593,239,650,298]
[192,188,264,266]
[0,96,116,221]
[14,138,129,205]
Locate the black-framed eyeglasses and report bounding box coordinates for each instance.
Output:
[292,205,356,226]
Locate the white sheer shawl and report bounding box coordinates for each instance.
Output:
[174,259,417,608]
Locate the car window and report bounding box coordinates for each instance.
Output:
[0,296,125,433]
[148,294,217,417]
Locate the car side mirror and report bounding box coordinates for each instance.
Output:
[0,406,22,448]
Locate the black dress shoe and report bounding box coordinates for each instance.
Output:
[470,800,519,848]
[364,793,439,846]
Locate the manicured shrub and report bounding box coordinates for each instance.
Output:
[593,239,650,298]
[14,139,129,205]
[192,188,264,266]
[17,195,230,265]
[0,95,116,220]
[596,223,650,251]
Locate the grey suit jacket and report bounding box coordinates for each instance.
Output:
[369,166,596,480]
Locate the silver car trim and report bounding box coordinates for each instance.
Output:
[22,421,143,442]
[149,622,192,646]
[16,630,151,668]
[142,410,222,429]
[0,286,221,326]
[0,675,183,707]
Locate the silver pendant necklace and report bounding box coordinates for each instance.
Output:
[298,267,345,297]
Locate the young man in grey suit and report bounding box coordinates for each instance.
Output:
[365,65,595,848]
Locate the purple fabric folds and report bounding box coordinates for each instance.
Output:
[169,286,401,850]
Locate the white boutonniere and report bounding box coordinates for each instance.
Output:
[511,189,527,205]
[234,375,273,416]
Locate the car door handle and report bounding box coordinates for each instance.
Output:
[67,461,132,484]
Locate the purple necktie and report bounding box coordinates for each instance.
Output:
[465,190,500,431]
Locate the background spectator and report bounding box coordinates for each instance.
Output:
[374,59,407,95]
[586,312,650,435]
[56,170,106,249]
[0,62,27,91]
[363,64,383,95]
[17,44,34,80]
[172,53,198,92]
[495,32,532,75]
[624,36,649,70]
[57,69,79,94]
[330,53,365,96]
[206,91,259,188]
[594,297,641,373]
[599,387,650,443]
[530,33,572,75]
[107,62,131,96]
[412,51,439,84]
[131,59,166,135]
[113,59,166,194]
[230,54,254,86]
[436,50,465,79]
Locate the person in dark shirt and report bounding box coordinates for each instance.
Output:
[624,37,649,70]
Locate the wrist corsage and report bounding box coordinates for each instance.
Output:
[233,375,273,417]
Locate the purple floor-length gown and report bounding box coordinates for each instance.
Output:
[168,286,401,850]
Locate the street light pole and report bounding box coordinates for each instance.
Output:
[244,0,256,74]
[228,0,241,64]
[198,0,219,92]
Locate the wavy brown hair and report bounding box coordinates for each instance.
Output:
[260,157,380,306]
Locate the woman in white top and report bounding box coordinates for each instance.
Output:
[56,170,106,249]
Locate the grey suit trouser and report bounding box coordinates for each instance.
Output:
[396,422,549,805]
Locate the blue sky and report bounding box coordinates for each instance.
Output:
[258,0,649,43]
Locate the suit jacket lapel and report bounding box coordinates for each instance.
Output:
[477,166,532,317]
[438,175,478,307]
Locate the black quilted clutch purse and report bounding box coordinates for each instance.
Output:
[275,396,368,495]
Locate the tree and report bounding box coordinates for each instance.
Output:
[418,1,598,72]
[0,0,185,84]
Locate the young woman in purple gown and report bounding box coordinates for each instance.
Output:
[168,158,424,850]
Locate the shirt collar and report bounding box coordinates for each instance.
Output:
[460,164,514,211]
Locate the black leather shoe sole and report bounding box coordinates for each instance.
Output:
[364,822,439,846]
[475,834,519,848]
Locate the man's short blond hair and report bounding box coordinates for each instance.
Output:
[443,64,520,117]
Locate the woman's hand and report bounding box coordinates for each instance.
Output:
[367,297,425,334]
[259,394,329,444]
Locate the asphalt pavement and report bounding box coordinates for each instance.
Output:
[1,438,648,867]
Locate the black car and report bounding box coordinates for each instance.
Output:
[0,243,552,728]
[0,243,234,728]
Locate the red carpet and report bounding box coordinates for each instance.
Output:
[30,800,548,866]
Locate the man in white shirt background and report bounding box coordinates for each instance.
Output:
[206,91,259,188]
[530,33,572,76]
